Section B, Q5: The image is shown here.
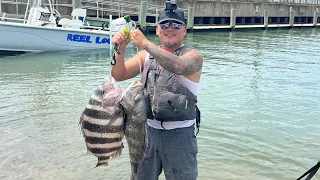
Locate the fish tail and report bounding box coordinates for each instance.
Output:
[96,156,109,167]
[79,113,85,134]
[130,173,137,180]
[95,161,109,168]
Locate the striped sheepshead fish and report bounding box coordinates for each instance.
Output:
[79,77,125,167]
[120,80,147,180]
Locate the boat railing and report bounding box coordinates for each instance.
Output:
[0,12,25,22]
[0,0,188,28]
[0,13,57,26]
[0,12,111,32]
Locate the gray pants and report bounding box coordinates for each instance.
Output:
[137,125,198,180]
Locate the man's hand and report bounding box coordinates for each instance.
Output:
[130,29,150,48]
[112,31,129,52]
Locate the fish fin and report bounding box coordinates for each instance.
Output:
[105,163,110,168]
[86,149,91,155]
[130,173,137,180]
[134,93,140,102]
[111,147,123,159]
[79,113,84,132]
[144,123,148,150]
[95,162,105,168]
[123,113,127,130]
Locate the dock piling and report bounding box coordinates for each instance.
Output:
[155,7,159,24]
[289,7,295,27]
[313,9,319,26]
[230,9,236,29]
[187,6,194,30]
[73,0,80,9]
[139,0,147,30]
[264,10,269,28]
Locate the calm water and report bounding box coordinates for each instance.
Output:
[0,28,319,180]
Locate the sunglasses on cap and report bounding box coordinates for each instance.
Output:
[159,21,184,30]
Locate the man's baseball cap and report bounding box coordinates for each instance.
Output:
[158,8,185,24]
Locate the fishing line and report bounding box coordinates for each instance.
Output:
[139,53,142,77]
[109,15,136,78]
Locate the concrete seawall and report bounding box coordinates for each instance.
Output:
[1,0,319,31]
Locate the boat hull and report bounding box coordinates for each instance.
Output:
[0,21,127,52]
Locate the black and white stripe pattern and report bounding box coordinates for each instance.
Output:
[79,78,125,167]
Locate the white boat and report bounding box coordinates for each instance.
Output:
[0,0,135,52]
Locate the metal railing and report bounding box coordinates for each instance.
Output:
[1,0,319,18]
[0,0,28,15]
[267,0,319,4]
[80,0,167,19]
[199,0,320,5]
[0,0,188,22]
[80,0,188,26]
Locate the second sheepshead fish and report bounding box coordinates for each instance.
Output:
[79,77,125,167]
[120,80,147,180]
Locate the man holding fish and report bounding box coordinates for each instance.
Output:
[111,1,203,179]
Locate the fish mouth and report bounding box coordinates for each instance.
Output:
[100,77,123,107]
[131,80,143,88]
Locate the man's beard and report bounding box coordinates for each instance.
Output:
[164,42,177,48]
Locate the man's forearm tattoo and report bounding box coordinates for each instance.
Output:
[144,42,202,75]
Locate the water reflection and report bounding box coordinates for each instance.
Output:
[0,51,26,58]
[229,31,235,42]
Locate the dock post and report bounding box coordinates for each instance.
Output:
[139,1,147,31]
[230,9,236,29]
[72,0,81,9]
[96,1,99,18]
[264,10,269,29]
[0,0,2,14]
[118,3,120,18]
[155,7,159,24]
[313,9,319,27]
[289,7,295,27]
[187,5,194,31]
[15,0,18,14]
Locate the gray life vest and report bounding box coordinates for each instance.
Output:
[141,46,198,122]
